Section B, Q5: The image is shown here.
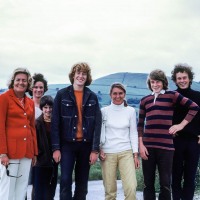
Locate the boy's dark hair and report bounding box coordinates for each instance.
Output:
[171,63,194,86]
[40,95,54,110]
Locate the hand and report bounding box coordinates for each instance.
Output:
[139,143,149,160]
[133,156,140,169]
[0,155,9,166]
[169,124,184,135]
[32,156,37,166]
[53,150,61,163]
[89,152,98,165]
[99,149,106,161]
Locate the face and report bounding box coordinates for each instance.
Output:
[33,81,45,98]
[13,73,28,95]
[150,79,163,93]
[73,70,87,87]
[110,87,125,105]
[175,72,190,89]
[42,104,52,119]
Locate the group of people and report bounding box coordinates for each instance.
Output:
[0,62,199,200]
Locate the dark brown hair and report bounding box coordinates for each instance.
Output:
[171,63,194,86]
[29,73,48,96]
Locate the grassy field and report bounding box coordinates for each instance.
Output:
[57,159,200,195]
[89,160,200,194]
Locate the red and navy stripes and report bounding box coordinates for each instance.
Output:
[137,91,199,150]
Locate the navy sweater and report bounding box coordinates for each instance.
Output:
[173,87,200,138]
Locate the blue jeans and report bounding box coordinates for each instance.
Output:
[142,148,174,200]
[172,137,200,200]
[33,163,58,200]
[60,141,92,200]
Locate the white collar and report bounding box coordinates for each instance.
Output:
[151,89,165,95]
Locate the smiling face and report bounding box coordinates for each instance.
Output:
[175,72,190,89]
[13,73,28,97]
[110,87,125,105]
[42,104,53,120]
[73,70,87,89]
[149,79,164,94]
[32,81,45,99]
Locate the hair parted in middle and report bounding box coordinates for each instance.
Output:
[147,69,168,91]
[68,62,92,86]
[110,82,128,107]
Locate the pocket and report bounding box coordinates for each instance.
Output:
[61,100,74,117]
[85,100,96,117]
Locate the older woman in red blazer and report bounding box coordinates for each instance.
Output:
[0,68,38,200]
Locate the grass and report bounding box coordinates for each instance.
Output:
[57,159,200,195]
[89,159,200,195]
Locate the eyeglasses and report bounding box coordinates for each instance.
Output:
[6,163,22,178]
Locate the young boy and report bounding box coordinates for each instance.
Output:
[33,95,58,200]
[51,62,102,200]
[137,69,199,200]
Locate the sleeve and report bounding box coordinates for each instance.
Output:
[51,91,61,152]
[137,99,146,137]
[92,95,102,152]
[175,92,199,122]
[30,100,38,156]
[129,108,138,153]
[0,94,8,154]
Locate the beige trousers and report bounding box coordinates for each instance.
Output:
[101,150,137,200]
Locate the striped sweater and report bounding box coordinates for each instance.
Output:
[137,90,199,150]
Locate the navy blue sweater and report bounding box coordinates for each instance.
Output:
[173,87,200,138]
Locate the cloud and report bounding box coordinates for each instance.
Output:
[0,0,200,88]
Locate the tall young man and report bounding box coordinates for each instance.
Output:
[51,63,102,200]
[171,64,200,200]
[137,69,199,200]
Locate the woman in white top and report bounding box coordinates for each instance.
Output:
[100,82,140,200]
[29,73,48,118]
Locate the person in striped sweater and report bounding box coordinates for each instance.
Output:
[137,69,199,200]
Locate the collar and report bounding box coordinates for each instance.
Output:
[110,102,125,110]
[151,89,165,95]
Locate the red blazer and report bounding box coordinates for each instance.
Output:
[0,89,38,159]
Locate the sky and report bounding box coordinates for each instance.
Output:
[0,0,200,88]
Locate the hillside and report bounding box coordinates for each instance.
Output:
[46,72,200,110]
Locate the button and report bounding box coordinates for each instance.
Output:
[75,115,77,117]
[67,104,69,106]
[73,138,75,141]
[89,104,91,106]
[24,113,27,116]
[83,127,85,130]
[84,139,86,141]
[74,127,76,129]
[24,125,27,128]
[24,138,27,141]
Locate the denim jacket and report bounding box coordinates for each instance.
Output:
[51,85,102,152]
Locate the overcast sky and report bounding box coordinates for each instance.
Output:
[0,0,200,88]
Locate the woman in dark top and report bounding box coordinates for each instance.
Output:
[33,95,58,200]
